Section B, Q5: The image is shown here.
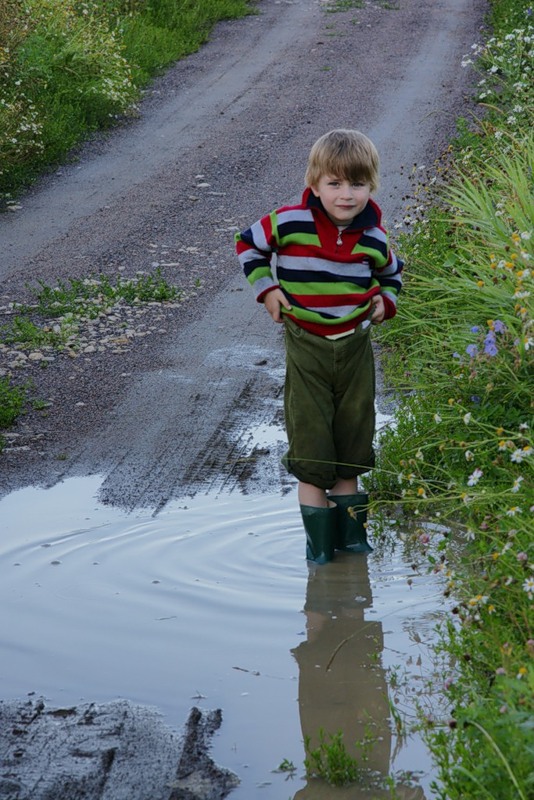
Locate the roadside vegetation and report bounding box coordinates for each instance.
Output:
[0,0,251,202]
[368,0,533,796]
[0,0,251,450]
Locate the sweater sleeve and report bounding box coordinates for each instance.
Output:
[375,246,404,319]
[235,211,280,302]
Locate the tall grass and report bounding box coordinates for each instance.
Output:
[369,2,533,796]
[0,0,251,199]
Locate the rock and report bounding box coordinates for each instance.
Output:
[0,698,239,800]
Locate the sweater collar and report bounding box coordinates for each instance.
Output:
[302,186,381,230]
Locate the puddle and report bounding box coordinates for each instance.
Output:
[0,478,447,799]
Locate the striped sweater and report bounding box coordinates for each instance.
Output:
[236,187,403,336]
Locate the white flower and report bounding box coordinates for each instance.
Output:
[463,412,472,424]
[506,506,522,516]
[523,577,534,598]
[467,468,483,486]
[434,413,442,423]
[512,476,524,493]
[511,449,525,463]
[465,449,475,461]
[520,231,531,240]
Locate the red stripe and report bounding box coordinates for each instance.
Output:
[292,288,378,307]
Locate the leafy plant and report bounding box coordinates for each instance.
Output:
[304,729,364,786]
[0,376,25,429]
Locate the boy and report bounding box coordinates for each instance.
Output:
[236,129,403,564]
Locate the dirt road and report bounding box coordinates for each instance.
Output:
[0,0,485,509]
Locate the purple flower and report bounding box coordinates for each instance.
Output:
[484,331,498,356]
[466,344,479,358]
[470,326,480,333]
[493,319,506,334]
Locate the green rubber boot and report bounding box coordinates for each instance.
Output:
[330,493,373,553]
[300,504,337,564]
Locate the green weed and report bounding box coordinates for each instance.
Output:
[0,377,25,429]
[324,0,365,12]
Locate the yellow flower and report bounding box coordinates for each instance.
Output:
[477,280,484,287]
[496,427,504,436]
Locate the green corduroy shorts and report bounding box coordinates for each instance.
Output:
[282,318,376,489]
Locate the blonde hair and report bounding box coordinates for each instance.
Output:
[305,129,380,193]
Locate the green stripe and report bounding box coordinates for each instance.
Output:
[351,243,388,266]
[278,232,322,247]
[248,266,273,285]
[283,280,373,295]
[286,301,372,324]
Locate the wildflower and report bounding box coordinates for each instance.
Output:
[470,326,480,333]
[463,412,472,424]
[466,344,478,358]
[493,319,506,334]
[434,413,442,423]
[495,667,506,676]
[517,551,528,562]
[523,577,534,598]
[506,507,522,516]
[417,487,427,498]
[484,331,498,356]
[465,450,475,461]
[517,667,528,679]
[512,476,524,493]
[467,468,483,486]
[415,449,424,460]
[519,423,529,431]
[511,446,533,462]
[520,231,532,240]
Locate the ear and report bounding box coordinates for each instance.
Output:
[310,184,320,198]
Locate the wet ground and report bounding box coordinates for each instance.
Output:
[1,465,450,799]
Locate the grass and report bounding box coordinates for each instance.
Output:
[365,0,534,796]
[0,269,181,450]
[0,0,252,200]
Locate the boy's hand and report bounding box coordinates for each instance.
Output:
[370,295,386,324]
[264,288,292,323]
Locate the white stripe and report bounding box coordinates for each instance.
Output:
[249,219,271,252]
[253,276,278,298]
[278,254,371,277]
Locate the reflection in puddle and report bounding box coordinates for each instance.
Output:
[0,477,446,799]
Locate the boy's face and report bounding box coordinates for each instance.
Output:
[311,175,371,226]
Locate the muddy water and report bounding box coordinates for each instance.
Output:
[0,479,447,799]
